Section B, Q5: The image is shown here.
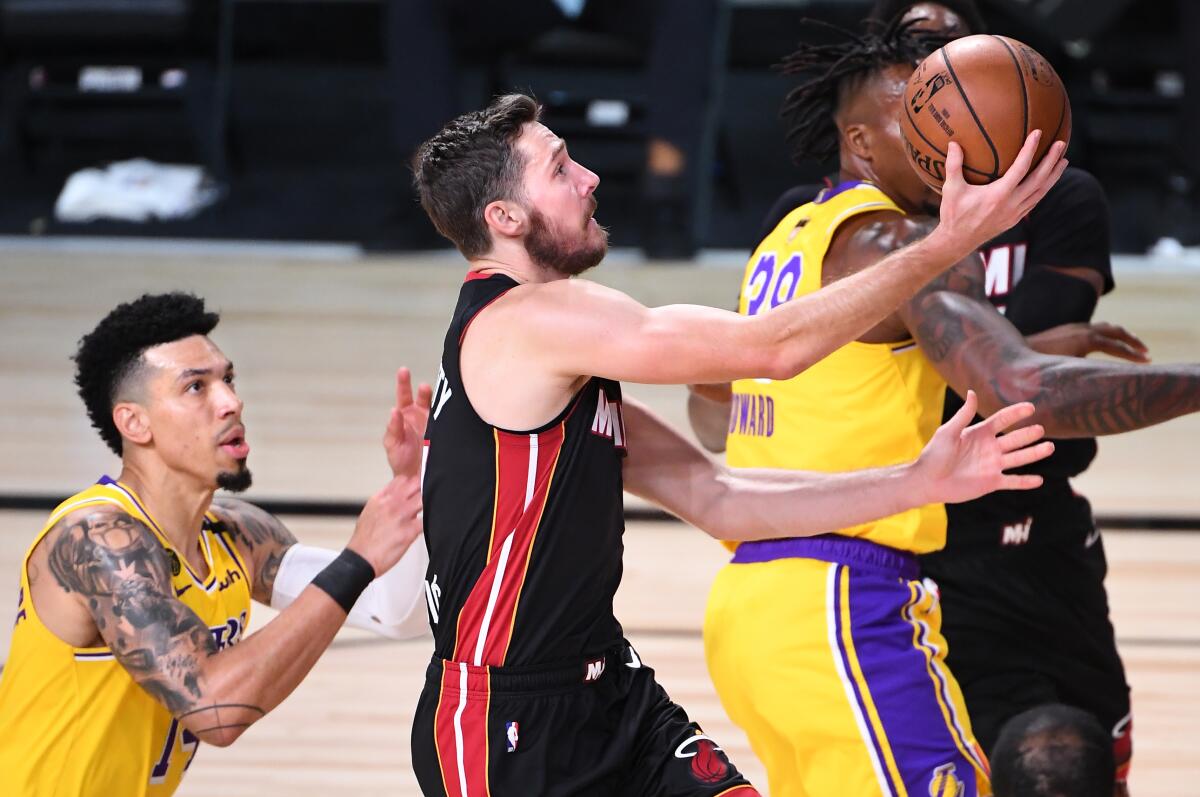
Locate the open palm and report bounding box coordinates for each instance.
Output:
[917,390,1055,505]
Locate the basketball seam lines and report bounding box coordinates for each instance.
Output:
[993,36,1029,141]
[940,47,1000,178]
[902,102,995,179]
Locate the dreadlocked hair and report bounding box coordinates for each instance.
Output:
[778,17,949,165]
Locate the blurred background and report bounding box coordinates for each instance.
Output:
[1,1,1198,795]
[0,0,1196,257]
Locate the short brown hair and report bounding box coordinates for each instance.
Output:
[413,94,542,258]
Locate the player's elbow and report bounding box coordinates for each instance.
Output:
[185,721,248,748]
[756,346,817,382]
[981,357,1047,416]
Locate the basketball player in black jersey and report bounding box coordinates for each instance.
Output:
[687,15,1200,796]
[408,93,1067,796]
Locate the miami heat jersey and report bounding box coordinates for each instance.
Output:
[0,477,252,796]
[725,181,949,554]
[421,273,627,667]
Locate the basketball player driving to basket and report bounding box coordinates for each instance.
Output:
[408,93,1066,795]
[0,293,433,797]
[687,17,1200,797]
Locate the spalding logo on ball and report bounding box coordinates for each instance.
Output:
[900,34,1072,191]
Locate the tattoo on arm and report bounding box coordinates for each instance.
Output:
[46,507,223,715]
[210,498,298,604]
[905,288,1200,436]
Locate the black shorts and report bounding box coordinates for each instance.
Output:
[921,528,1132,778]
[411,641,759,797]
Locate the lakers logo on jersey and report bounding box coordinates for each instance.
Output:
[929,762,965,797]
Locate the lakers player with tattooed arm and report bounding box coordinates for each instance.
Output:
[688,20,1200,797]
[408,94,1063,795]
[0,293,432,797]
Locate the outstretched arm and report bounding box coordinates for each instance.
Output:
[519,136,1067,386]
[899,262,1200,437]
[219,367,434,640]
[621,395,1051,541]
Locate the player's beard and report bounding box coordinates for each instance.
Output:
[525,204,608,277]
[217,462,252,493]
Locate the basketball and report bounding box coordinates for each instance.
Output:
[899,35,1071,190]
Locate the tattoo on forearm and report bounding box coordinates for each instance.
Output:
[211,498,297,603]
[912,291,1200,435]
[47,509,218,716]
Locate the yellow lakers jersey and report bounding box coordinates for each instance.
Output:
[726,181,949,553]
[0,476,253,797]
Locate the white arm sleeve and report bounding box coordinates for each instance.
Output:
[270,536,431,640]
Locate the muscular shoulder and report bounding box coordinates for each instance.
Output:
[209,497,294,603]
[44,503,173,598]
[824,210,932,284]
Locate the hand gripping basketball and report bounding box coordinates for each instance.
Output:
[936,133,1068,256]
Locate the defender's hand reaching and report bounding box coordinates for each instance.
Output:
[384,367,432,479]
[913,390,1054,505]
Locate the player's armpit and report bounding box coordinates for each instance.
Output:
[903,289,1200,437]
[44,505,261,739]
[210,497,297,605]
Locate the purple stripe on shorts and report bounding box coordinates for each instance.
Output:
[832,564,899,797]
[844,571,982,797]
[732,535,919,580]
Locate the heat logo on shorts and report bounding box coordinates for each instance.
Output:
[675,734,729,785]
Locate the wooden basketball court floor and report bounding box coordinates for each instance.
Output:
[1,245,1197,795]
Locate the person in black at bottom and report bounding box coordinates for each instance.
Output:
[738,4,1151,793]
[991,705,1116,797]
[409,92,1066,796]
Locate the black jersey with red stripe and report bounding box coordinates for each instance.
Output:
[421,273,627,668]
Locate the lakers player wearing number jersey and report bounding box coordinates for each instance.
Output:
[0,479,252,796]
[0,292,427,797]
[702,181,991,797]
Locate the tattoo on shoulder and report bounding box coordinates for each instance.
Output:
[46,507,218,715]
[210,498,297,602]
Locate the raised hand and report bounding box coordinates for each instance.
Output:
[936,131,1069,255]
[383,367,432,478]
[347,473,424,577]
[915,390,1055,505]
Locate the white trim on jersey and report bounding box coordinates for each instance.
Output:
[827,564,893,797]
[471,433,539,666]
[453,661,470,797]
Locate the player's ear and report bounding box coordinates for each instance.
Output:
[482,199,527,240]
[843,122,871,161]
[113,402,152,447]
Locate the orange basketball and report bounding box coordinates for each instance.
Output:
[899,35,1071,190]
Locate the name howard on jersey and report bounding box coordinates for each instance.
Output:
[728,393,774,438]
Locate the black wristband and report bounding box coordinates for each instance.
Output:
[311,548,375,614]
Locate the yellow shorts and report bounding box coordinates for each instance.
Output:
[704,536,990,797]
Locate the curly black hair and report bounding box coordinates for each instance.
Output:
[778,17,950,165]
[866,0,987,36]
[74,292,219,455]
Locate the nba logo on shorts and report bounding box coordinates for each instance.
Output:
[929,762,964,797]
[505,722,519,753]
